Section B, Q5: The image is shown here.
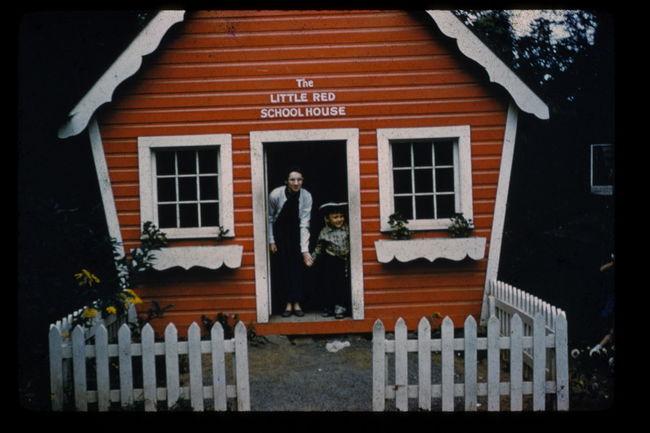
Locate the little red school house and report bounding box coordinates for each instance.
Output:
[58,10,549,336]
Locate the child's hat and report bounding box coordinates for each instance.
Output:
[319,201,348,215]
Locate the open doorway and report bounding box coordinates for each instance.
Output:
[265,140,349,316]
[250,128,363,324]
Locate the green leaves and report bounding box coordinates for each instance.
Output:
[447,213,474,238]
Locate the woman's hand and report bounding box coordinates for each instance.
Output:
[270,243,278,254]
[303,252,314,267]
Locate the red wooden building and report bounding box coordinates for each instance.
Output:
[58,10,548,336]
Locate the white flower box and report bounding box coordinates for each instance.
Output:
[150,245,243,270]
[374,237,486,263]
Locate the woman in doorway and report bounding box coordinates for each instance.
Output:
[268,167,314,317]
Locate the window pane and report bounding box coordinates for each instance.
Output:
[156,151,176,175]
[200,203,219,227]
[157,177,176,202]
[435,168,455,193]
[391,144,411,167]
[200,176,219,200]
[412,142,432,167]
[177,150,197,174]
[394,196,413,220]
[179,203,198,227]
[198,149,219,174]
[414,168,433,193]
[178,177,197,201]
[434,141,454,166]
[158,204,177,228]
[393,170,412,194]
[436,194,455,218]
[415,195,434,219]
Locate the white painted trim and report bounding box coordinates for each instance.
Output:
[137,133,235,240]
[151,245,243,270]
[480,102,519,325]
[376,125,473,232]
[57,11,186,139]
[375,237,486,263]
[427,10,549,120]
[88,117,124,257]
[250,128,364,323]
[57,10,548,141]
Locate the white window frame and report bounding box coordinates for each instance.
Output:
[377,125,473,232]
[138,134,234,239]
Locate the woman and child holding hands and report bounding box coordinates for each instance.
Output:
[268,167,350,319]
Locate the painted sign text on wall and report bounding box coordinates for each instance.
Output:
[260,78,347,119]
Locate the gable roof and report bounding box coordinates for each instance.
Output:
[57,10,548,139]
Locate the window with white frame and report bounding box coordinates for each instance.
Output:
[377,126,473,232]
[138,134,234,239]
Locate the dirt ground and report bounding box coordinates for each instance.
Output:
[185,332,525,412]
[248,334,375,411]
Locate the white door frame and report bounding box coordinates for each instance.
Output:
[250,128,364,323]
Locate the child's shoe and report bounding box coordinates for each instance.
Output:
[322,308,332,318]
[334,305,346,319]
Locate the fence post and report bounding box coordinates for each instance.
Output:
[188,322,204,411]
[95,324,110,411]
[141,323,157,412]
[510,314,523,411]
[211,322,227,411]
[417,317,431,411]
[48,326,64,411]
[372,319,386,411]
[394,318,409,411]
[441,316,454,412]
[463,315,477,411]
[487,315,500,411]
[164,323,180,409]
[71,326,88,411]
[118,324,134,408]
[234,321,251,411]
[532,313,546,411]
[555,313,569,410]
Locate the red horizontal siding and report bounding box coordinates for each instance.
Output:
[98,10,509,334]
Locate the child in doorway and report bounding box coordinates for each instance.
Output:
[308,202,351,319]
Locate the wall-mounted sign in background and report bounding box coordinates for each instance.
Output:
[260,78,347,119]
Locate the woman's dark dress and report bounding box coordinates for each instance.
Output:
[273,188,305,306]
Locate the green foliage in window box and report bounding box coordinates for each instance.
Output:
[388,212,412,240]
[447,213,474,238]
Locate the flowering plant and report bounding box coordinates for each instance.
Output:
[69,222,169,329]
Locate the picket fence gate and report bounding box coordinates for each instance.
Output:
[49,320,250,411]
[372,313,569,412]
[487,279,568,375]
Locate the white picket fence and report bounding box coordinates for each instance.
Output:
[372,313,569,411]
[49,320,250,411]
[487,279,567,374]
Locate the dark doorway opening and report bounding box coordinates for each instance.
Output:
[265,140,348,315]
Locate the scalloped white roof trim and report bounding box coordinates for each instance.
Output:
[58,10,548,139]
[427,11,549,120]
[151,245,243,270]
[57,11,186,139]
[374,237,486,263]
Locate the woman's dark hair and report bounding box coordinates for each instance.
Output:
[285,166,305,179]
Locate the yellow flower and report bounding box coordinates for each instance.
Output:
[82,308,98,318]
[106,306,117,315]
[74,269,101,287]
[121,289,143,306]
